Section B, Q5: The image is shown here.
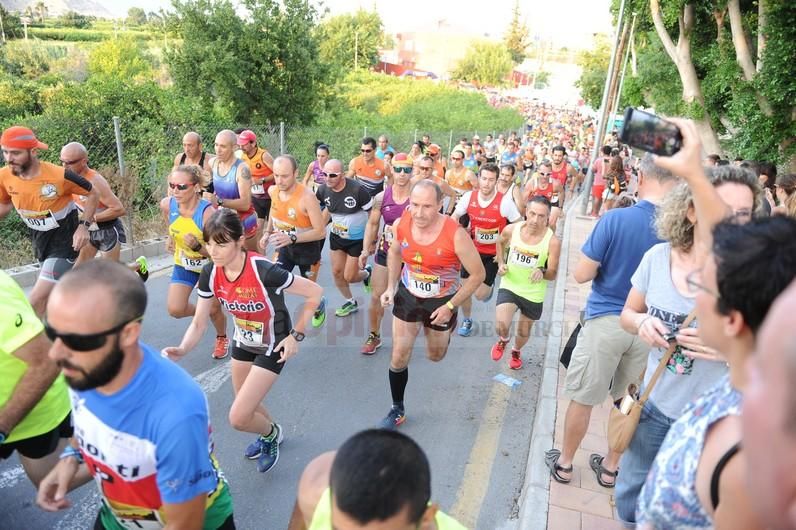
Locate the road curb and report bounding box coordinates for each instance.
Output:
[6,237,171,288]
[515,197,580,529]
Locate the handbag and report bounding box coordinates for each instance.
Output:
[607,310,696,454]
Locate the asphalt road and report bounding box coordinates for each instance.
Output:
[1,250,554,530]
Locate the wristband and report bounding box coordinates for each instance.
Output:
[445,301,455,311]
[59,445,84,464]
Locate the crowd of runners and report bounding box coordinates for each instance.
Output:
[1,100,796,530]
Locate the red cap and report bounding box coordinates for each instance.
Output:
[392,152,411,165]
[428,143,441,154]
[237,130,257,145]
[1,126,48,150]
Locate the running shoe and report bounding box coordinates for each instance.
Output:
[135,256,149,282]
[363,264,373,294]
[361,332,382,355]
[312,296,327,328]
[379,406,406,430]
[212,336,230,360]
[335,300,358,317]
[509,349,523,370]
[491,338,508,361]
[256,424,283,473]
[457,318,473,337]
[245,423,283,460]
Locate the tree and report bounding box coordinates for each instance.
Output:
[166,0,333,125]
[60,11,92,29]
[575,34,611,109]
[452,42,514,87]
[316,10,385,72]
[127,7,148,26]
[504,0,531,65]
[33,1,47,23]
[88,37,154,81]
[0,6,23,40]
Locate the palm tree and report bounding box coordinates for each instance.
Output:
[34,1,47,23]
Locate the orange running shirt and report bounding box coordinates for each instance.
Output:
[242,146,274,197]
[397,210,460,298]
[446,167,473,193]
[268,183,312,234]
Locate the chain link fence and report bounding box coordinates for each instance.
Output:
[0,117,523,269]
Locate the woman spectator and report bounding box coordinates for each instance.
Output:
[772,173,796,217]
[602,155,627,211]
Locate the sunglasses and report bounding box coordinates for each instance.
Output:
[451,157,463,161]
[45,317,143,352]
[361,149,373,153]
[393,166,412,174]
[60,157,85,165]
[322,172,342,178]
[169,182,192,191]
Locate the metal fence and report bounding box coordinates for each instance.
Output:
[0,117,522,268]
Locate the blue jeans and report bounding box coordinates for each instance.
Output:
[615,399,675,525]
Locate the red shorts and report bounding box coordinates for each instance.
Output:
[592,184,606,200]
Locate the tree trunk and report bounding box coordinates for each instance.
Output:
[713,9,726,44]
[757,0,766,73]
[728,0,773,116]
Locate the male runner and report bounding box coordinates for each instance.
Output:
[375,135,395,160]
[550,145,578,202]
[37,260,235,529]
[211,129,258,250]
[497,164,525,217]
[524,161,564,230]
[427,144,446,180]
[0,271,72,488]
[0,126,99,316]
[445,149,477,198]
[347,137,387,197]
[317,159,373,317]
[451,163,522,337]
[263,155,328,327]
[483,134,498,164]
[493,196,561,369]
[359,153,412,354]
[173,131,213,197]
[379,180,485,428]
[411,155,458,214]
[288,429,466,530]
[238,130,275,235]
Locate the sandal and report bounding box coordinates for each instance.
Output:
[589,453,618,488]
[544,449,573,484]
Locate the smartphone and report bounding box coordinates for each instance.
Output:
[620,107,683,157]
[661,331,678,343]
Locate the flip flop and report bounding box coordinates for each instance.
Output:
[544,449,573,484]
[589,453,618,488]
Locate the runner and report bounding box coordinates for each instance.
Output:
[451,163,523,337]
[237,130,275,238]
[288,429,466,530]
[589,145,612,216]
[411,155,458,214]
[358,153,412,355]
[445,149,477,197]
[0,126,99,316]
[500,140,521,174]
[492,196,561,369]
[163,209,322,474]
[496,164,525,217]
[483,134,498,164]
[550,144,578,202]
[302,143,330,193]
[211,129,258,250]
[471,134,485,166]
[427,144,447,180]
[378,180,485,428]
[462,143,478,172]
[62,142,149,279]
[317,158,374,317]
[523,161,564,231]
[160,165,229,360]
[0,271,72,488]
[173,131,213,198]
[347,137,387,197]
[262,155,328,328]
[375,135,396,160]
[37,260,235,529]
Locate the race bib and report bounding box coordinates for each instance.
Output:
[509,247,539,268]
[113,515,164,530]
[180,252,207,273]
[331,221,349,237]
[382,224,394,245]
[407,271,440,298]
[475,227,499,245]
[234,318,264,347]
[251,183,265,195]
[273,220,296,234]
[20,210,59,231]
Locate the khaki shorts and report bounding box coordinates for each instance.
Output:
[563,314,649,406]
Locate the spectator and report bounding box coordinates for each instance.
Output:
[772,173,796,217]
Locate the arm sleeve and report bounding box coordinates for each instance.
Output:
[580,216,611,263]
[500,193,522,223]
[196,263,215,299]
[630,248,652,294]
[0,272,43,354]
[453,191,472,217]
[63,169,93,195]
[256,259,294,295]
[315,187,326,210]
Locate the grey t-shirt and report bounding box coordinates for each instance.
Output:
[631,242,729,420]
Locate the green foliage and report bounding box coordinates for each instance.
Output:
[452,42,514,87]
[59,11,93,29]
[0,6,23,39]
[88,37,154,81]
[575,33,611,109]
[127,7,148,26]
[166,0,332,125]
[534,71,550,89]
[316,10,385,72]
[504,0,530,64]
[0,75,41,120]
[27,27,157,42]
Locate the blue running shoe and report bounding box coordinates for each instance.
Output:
[244,423,283,460]
[255,424,283,473]
[458,318,473,337]
[379,406,406,430]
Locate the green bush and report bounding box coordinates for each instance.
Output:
[28,27,157,42]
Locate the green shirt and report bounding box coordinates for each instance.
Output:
[0,271,70,443]
[501,226,554,303]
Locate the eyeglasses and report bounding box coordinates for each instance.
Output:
[60,157,84,165]
[169,183,192,191]
[393,166,412,174]
[322,172,342,178]
[419,166,433,171]
[685,269,720,298]
[361,149,373,153]
[45,316,143,352]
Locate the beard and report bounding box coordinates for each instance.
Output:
[9,156,32,176]
[58,335,125,391]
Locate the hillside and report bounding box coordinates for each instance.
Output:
[0,0,115,18]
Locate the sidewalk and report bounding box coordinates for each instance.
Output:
[547,213,623,530]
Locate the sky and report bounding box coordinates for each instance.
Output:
[110,0,613,49]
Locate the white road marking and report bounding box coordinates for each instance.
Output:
[0,464,25,489]
[193,361,233,394]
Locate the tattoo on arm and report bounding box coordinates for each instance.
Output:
[239,165,252,181]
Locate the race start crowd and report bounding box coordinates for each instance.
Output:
[1,101,796,530]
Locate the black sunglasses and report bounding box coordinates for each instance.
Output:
[45,317,143,352]
[393,166,412,174]
[361,149,373,153]
[169,183,192,191]
[322,172,342,178]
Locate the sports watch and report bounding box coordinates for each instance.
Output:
[289,233,298,244]
[79,219,92,228]
[216,197,224,207]
[289,329,305,342]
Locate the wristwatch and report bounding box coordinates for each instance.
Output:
[289,329,305,342]
[0,431,7,445]
[216,197,224,207]
[79,219,92,228]
[289,233,298,245]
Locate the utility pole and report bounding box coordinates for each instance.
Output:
[611,13,637,120]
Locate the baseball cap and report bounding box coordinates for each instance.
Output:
[392,152,411,165]
[1,126,48,150]
[428,144,441,155]
[237,130,257,145]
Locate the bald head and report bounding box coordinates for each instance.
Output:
[323,159,343,174]
[215,130,237,147]
[61,142,87,159]
[183,131,201,145]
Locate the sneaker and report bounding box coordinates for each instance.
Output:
[255,425,282,473]
[457,318,473,337]
[379,406,406,430]
[361,332,382,355]
[135,256,149,282]
[363,264,373,294]
[491,338,508,361]
[244,423,283,459]
[212,336,230,360]
[509,349,523,370]
[312,296,327,328]
[335,300,358,317]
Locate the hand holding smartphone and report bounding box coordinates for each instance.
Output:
[620,107,683,157]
